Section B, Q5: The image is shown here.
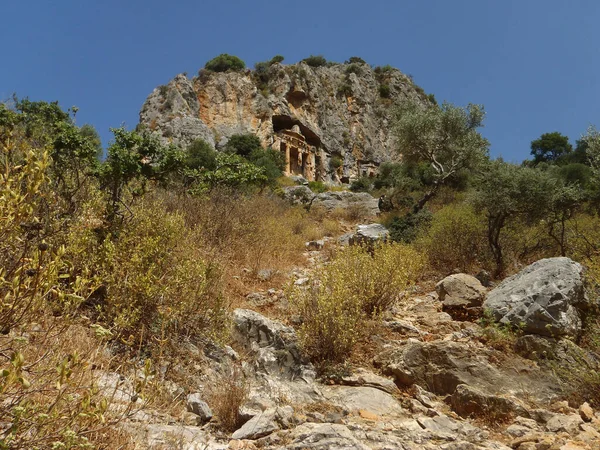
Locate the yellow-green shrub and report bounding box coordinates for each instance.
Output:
[294,267,364,364]
[97,197,228,349]
[293,243,424,364]
[331,243,425,315]
[415,203,488,273]
[0,136,133,449]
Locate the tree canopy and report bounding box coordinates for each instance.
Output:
[392,99,489,213]
[530,132,573,165]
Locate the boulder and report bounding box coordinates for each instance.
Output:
[322,386,403,416]
[436,273,487,320]
[185,393,213,423]
[374,340,503,395]
[337,368,401,395]
[579,403,594,422]
[305,240,325,251]
[483,257,587,338]
[349,223,389,247]
[450,384,529,420]
[545,413,583,434]
[232,309,312,379]
[231,406,294,440]
[374,340,562,402]
[283,186,316,206]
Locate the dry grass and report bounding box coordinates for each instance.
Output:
[206,366,249,432]
[330,203,373,223]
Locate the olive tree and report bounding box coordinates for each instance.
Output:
[393,99,489,214]
[472,161,554,276]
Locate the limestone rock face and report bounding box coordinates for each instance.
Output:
[483,257,587,338]
[139,62,430,182]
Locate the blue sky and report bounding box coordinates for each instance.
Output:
[2,0,599,162]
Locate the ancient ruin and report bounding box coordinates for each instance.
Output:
[273,125,320,181]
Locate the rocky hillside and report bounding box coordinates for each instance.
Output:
[139,61,431,182]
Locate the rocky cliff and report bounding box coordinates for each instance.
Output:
[139,61,431,182]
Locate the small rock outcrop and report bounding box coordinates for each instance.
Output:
[312,191,379,215]
[232,309,311,379]
[483,257,587,338]
[186,393,213,423]
[349,223,389,247]
[436,273,487,321]
[451,384,529,420]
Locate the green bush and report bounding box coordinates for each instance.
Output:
[270,55,284,64]
[185,138,217,170]
[345,64,363,75]
[350,176,372,192]
[374,65,394,75]
[308,180,328,193]
[302,55,327,67]
[225,133,262,158]
[205,53,246,72]
[379,84,391,98]
[247,147,285,184]
[98,197,228,348]
[345,56,366,65]
[373,162,403,189]
[415,203,489,272]
[337,83,352,97]
[330,155,343,170]
[386,209,432,243]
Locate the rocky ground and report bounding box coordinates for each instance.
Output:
[106,224,600,450]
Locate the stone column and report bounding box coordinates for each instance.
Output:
[283,143,290,175]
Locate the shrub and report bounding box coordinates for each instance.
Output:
[330,155,343,170]
[225,133,262,158]
[344,64,363,76]
[373,162,403,189]
[308,180,328,193]
[97,196,228,349]
[207,366,248,431]
[164,190,308,274]
[247,147,285,184]
[185,138,217,171]
[293,243,424,364]
[204,53,246,72]
[386,210,432,243]
[337,83,352,97]
[293,261,364,364]
[337,244,424,315]
[379,84,391,98]
[270,55,285,64]
[330,203,372,222]
[415,203,489,272]
[345,56,366,65]
[302,55,327,67]
[350,176,372,192]
[158,84,169,97]
[0,132,134,449]
[374,65,394,75]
